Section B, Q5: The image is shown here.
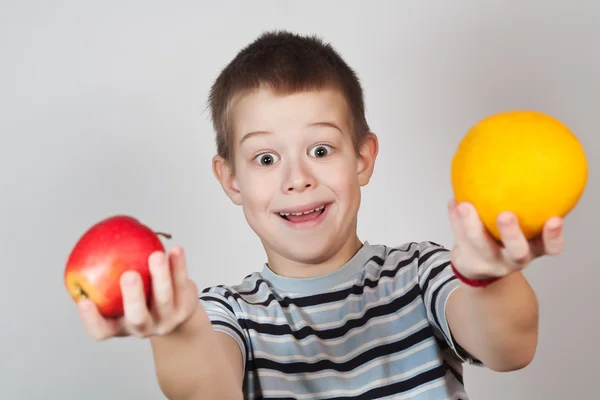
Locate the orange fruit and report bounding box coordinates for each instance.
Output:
[451,110,588,240]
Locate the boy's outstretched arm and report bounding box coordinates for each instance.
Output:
[444,200,564,372]
[77,247,244,400]
[151,307,244,400]
[446,272,539,371]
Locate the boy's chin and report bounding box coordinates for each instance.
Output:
[267,236,345,265]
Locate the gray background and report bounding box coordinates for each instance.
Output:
[1,1,598,399]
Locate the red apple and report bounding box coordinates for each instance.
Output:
[64,215,171,318]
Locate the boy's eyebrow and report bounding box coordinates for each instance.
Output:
[240,130,271,145]
[239,121,343,145]
[308,121,343,133]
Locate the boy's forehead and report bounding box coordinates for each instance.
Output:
[230,87,351,139]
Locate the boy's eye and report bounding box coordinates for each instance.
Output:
[254,152,280,166]
[309,144,333,158]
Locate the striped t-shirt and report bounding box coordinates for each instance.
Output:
[199,241,482,399]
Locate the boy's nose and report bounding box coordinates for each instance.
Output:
[287,182,312,192]
[283,160,316,193]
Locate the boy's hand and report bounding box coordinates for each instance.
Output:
[77,246,199,340]
[447,199,564,280]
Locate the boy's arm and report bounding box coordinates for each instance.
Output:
[76,248,245,400]
[150,306,244,400]
[445,273,538,372]
[442,200,564,371]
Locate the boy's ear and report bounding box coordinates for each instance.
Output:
[357,132,379,186]
[212,155,242,205]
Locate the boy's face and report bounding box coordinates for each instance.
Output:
[213,87,378,275]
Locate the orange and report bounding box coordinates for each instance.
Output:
[451,110,588,240]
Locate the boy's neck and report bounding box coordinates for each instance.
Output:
[263,235,364,279]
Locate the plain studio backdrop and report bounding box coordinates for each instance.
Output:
[1,1,598,399]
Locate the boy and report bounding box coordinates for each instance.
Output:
[77,31,565,399]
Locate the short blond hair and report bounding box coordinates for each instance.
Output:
[208,30,370,166]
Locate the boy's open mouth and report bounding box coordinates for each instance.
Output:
[278,204,327,223]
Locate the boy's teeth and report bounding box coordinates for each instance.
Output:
[279,205,325,217]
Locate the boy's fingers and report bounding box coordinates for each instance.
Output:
[120,271,153,336]
[77,299,122,340]
[169,247,200,325]
[447,199,466,242]
[149,251,174,318]
[170,247,189,302]
[497,212,532,267]
[456,202,498,258]
[540,217,564,255]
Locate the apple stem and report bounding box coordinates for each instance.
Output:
[155,231,172,239]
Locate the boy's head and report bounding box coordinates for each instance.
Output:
[209,31,378,276]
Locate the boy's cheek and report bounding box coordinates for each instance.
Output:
[324,165,360,188]
[239,176,277,203]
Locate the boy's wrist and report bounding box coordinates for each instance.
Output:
[450,262,500,288]
[154,306,208,339]
[174,306,209,335]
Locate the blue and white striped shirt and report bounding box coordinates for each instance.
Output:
[199,241,482,399]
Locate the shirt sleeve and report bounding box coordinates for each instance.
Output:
[416,241,483,365]
[198,286,248,372]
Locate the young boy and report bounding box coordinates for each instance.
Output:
[77,31,565,399]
